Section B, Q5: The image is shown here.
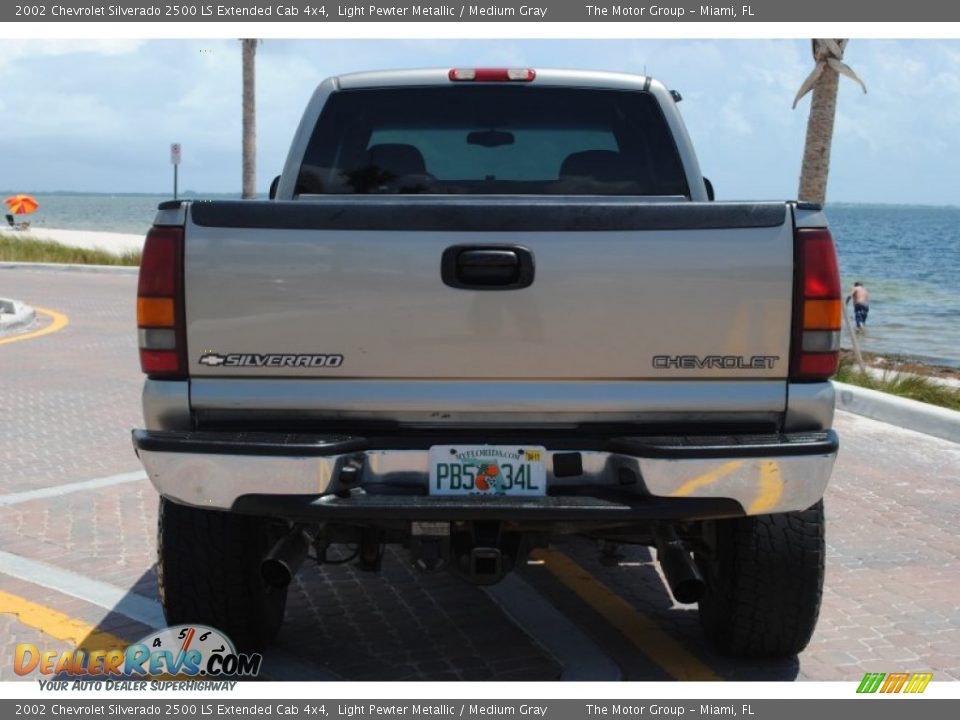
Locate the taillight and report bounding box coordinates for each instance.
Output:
[448,68,536,82]
[137,226,186,378]
[791,227,842,380]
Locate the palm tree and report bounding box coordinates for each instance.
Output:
[241,39,259,199]
[793,39,867,204]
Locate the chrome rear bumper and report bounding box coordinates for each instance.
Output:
[133,430,837,521]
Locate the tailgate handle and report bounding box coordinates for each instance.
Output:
[441,245,535,290]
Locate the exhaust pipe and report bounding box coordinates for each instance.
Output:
[653,525,705,604]
[261,525,314,588]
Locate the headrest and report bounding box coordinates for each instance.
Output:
[368,143,426,177]
[559,150,633,183]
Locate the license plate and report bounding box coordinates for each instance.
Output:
[428,445,547,497]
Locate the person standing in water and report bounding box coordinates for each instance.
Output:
[846,281,871,331]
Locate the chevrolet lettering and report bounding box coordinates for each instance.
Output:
[652,355,780,370]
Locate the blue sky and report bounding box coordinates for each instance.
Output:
[1,39,958,204]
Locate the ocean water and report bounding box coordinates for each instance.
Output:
[10,194,960,367]
[828,205,960,368]
[10,193,240,236]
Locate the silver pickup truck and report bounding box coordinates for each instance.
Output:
[133,67,842,658]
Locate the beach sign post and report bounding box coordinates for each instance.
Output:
[170,143,181,200]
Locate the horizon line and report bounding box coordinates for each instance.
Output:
[2,191,958,210]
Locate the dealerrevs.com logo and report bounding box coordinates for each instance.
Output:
[857,672,933,694]
[15,624,262,686]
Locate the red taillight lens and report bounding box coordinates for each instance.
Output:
[140,349,181,374]
[798,353,840,378]
[138,228,179,296]
[802,231,842,298]
[137,226,186,378]
[791,227,842,381]
[448,68,536,82]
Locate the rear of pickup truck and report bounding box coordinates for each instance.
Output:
[133,68,841,658]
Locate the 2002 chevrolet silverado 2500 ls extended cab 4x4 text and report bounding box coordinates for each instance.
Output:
[132,67,842,658]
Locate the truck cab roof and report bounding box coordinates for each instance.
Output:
[331,67,665,93]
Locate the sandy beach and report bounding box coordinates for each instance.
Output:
[21,227,144,255]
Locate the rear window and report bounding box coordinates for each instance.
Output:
[296,86,689,196]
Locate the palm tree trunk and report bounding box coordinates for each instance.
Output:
[799,61,840,204]
[798,63,839,204]
[241,39,257,200]
[794,39,866,205]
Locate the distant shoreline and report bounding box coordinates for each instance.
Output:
[2,191,250,200]
[2,191,248,199]
[2,192,958,210]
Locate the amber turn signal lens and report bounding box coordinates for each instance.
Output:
[803,299,841,330]
[137,297,175,327]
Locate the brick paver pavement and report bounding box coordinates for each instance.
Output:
[0,267,143,494]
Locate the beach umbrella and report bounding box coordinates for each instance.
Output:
[4,194,39,215]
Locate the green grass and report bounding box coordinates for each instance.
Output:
[835,357,960,412]
[0,233,140,266]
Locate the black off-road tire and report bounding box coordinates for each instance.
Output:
[157,497,289,652]
[696,500,825,658]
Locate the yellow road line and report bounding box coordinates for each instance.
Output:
[0,589,129,650]
[1,590,193,681]
[668,460,743,497]
[0,306,69,345]
[747,460,784,514]
[532,549,722,681]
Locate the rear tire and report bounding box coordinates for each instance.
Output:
[696,500,825,657]
[157,497,289,651]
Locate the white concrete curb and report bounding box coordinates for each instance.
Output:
[834,381,960,444]
[0,261,138,274]
[0,296,36,335]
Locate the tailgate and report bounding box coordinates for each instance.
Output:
[183,199,794,383]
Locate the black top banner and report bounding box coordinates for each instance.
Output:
[2,0,952,22]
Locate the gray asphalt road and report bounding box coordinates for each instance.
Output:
[1,266,958,683]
